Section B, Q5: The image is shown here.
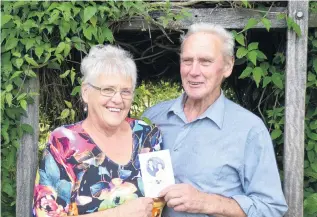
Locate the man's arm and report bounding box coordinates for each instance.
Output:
[160,184,246,217]
[160,129,288,217]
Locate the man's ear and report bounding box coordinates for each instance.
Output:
[223,56,234,78]
[81,84,89,103]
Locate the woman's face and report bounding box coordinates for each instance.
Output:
[82,73,133,129]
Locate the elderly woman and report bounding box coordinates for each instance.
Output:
[32,45,162,217]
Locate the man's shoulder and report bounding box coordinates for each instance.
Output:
[143,99,176,120]
[224,98,266,130]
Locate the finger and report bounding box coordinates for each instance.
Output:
[166,197,183,208]
[174,204,187,212]
[158,184,179,197]
[164,189,183,202]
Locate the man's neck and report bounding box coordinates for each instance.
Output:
[183,90,221,122]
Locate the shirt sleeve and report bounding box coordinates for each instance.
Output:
[32,133,76,217]
[231,129,288,217]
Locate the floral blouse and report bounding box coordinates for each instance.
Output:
[32,118,162,216]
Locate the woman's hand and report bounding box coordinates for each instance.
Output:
[116,197,154,217]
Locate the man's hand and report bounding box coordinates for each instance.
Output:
[159,184,206,213]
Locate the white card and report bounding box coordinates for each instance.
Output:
[139,150,175,198]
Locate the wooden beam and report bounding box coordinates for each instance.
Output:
[16,76,40,217]
[118,7,317,30]
[284,1,308,217]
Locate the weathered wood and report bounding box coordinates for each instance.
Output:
[284,1,309,217]
[16,76,40,217]
[119,7,317,30]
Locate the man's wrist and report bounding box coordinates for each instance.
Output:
[198,192,218,214]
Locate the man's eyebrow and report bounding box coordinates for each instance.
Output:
[198,56,214,61]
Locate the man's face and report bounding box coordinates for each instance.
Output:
[180,32,233,101]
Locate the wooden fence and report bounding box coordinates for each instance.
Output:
[17,1,314,217]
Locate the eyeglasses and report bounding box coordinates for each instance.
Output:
[88,83,134,99]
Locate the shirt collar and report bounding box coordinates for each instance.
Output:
[168,91,225,129]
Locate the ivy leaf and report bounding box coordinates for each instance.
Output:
[15,58,24,69]
[90,16,97,27]
[10,71,22,80]
[35,46,44,59]
[20,100,27,110]
[5,84,13,92]
[24,55,39,66]
[5,38,19,51]
[304,193,317,214]
[292,22,302,37]
[243,18,258,31]
[60,69,70,78]
[48,9,60,24]
[308,132,317,141]
[70,69,76,85]
[60,109,70,119]
[59,20,70,39]
[239,66,253,79]
[1,14,12,26]
[64,43,71,57]
[272,73,283,89]
[83,6,97,23]
[256,50,267,60]
[102,27,114,43]
[5,93,12,106]
[25,69,37,77]
[247,50,257,66]
[252,67,263,87]
[235,33,245,46]
[310,120,317,130]
[261,17,271,31]
[236,47,248,59]
[313,57,317,73]
[248,42,259,51]
[83,25,93,40]
[55,42,66,54]
[271,129,282,140]
[308,150,315,163]
[262,76,271,88]
[17,93,27,100]
[64,100,72,109]
[21,123,34,133]
[71,86,81,96]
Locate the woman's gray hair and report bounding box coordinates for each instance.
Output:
[180,23,235,59]
[81,44,137,89]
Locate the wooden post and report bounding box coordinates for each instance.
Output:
[16,76,40,217]
[284,1,309,217]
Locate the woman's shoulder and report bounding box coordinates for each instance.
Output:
[126,117,159,132]
[49,121,83,138]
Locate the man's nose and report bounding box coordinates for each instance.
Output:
[188,61,201,76]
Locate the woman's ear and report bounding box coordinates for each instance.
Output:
[81,84,89,104]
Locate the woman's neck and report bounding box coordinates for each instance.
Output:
[83,116,125,138]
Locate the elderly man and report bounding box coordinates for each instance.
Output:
[143,23,288,217]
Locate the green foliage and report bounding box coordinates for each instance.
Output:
[1,1,188,216]
[131,81,183,118]
[235,10,317,216]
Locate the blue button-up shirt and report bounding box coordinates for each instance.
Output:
[143,92,288,217]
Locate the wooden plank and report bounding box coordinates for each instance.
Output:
[118,7,317,30]
[16,76,40,217]
[284,1,309,217]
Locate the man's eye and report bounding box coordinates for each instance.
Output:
[182,59,193,65]
[200,60,212,66]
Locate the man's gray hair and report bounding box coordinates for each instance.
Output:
[180,23,235,58]
[81,44,137,89]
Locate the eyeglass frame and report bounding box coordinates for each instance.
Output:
[88,83,134,99]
